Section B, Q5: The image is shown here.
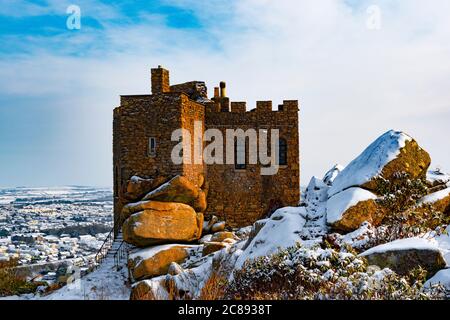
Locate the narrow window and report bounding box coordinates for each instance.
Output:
[114,166,119,197]
[279,138,287,166]
[235,139,246,170]
[148,137,157,157]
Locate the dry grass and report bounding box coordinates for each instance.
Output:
[131,284,157,300]
[0,259,42,297]
[198,272,227,300]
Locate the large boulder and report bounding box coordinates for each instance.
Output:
[124,175,168,201]
[202,242,227,256]
[143,175,199,204]
[326,187,383,232]
[210,231,235,243]
[122,201,203,247]
[128,244,193,281]
[235,206,307,269]
[360,237,446,277]
[140,175,208,213]
[329,130,431,198]
[418,187,450,214]
[210,221,226,233]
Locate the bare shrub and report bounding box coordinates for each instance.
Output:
[198,272,227,300]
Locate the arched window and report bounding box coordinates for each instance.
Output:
[278,138,287,166]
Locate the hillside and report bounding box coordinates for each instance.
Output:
[18,130,450,300]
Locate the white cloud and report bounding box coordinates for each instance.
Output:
[1,0,450,186]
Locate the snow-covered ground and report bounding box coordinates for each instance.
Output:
[42,253,130,300]
[3,245,131,300]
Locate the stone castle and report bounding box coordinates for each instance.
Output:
[113,66,300,232]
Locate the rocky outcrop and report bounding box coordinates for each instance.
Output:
[120,174,214,293]
[360,238,446,277]
[128,244,192,281]
[122,201,203,247]
[329,130,430,198]
[326,187,383,232]
[326,130,432,233]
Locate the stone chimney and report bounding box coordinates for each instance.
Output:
[214,87,220,99]
[220,81,227,97]
[151,66,170,94]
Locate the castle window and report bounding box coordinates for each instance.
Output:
[235,139,246,170]
[114,166,119,197]
[148,137,157,157]
[278,138,287,166]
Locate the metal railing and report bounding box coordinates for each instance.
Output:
[113,240,129,270]
[93,228,115,266]
[89,215,125,271]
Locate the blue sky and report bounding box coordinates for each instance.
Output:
[0,0,449,188]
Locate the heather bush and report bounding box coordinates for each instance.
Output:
[225,244,445,300]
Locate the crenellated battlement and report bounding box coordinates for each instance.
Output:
[206,99,298,114]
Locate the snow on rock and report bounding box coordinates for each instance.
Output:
[128,244,199,280]
[334,222,375,249]
[427,169,450,187]
[360,237,440,257]
[134,244,242,300]
[322,164,345,186]
[359,237,446,276]
[299,176,329,241]
[326,187,377,225]
[129,244,197,263]
[329,130,413,197]
[424,268,450,292]
[430,226,450,266]
[419,187,450,205]
[234,206,307,270]
[305,177,328,203]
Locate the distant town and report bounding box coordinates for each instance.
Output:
[0,186,113,284]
